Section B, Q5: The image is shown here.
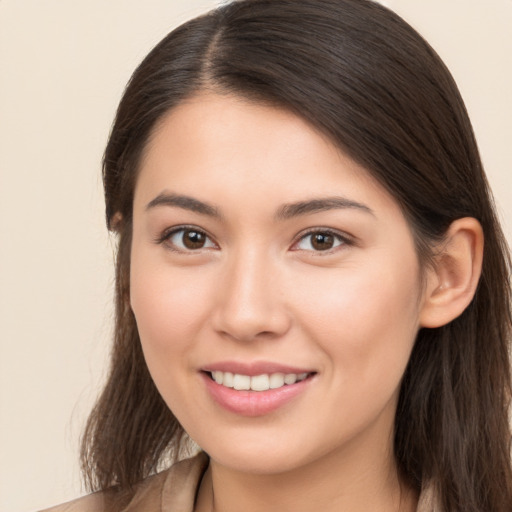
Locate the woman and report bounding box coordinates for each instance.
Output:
[44,0,512,511]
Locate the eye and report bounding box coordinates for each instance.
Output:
[160,227,217,251]
[293,230,349,252]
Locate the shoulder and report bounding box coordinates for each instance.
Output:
[39,492,104,512]
[39,452,209,512]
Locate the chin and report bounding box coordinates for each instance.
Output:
[209,449,309,475]
[193,431,321,475]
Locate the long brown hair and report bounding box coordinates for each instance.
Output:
[81,1,512,510]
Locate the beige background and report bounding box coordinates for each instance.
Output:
[0,1,510,511]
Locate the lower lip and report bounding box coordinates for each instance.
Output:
[201,373,313,417]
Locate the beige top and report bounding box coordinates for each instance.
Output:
[40,453,438,512]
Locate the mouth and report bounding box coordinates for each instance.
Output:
[205,370,313,392]
[200,366,316,416]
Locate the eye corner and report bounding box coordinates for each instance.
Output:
[290,228,355,254]
[155,225,219,253]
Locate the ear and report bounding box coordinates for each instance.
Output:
[109,211,123,232]
[420,217,484,328]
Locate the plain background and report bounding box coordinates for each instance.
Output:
[0,1,510,510]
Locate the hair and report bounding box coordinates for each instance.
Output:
[80,1,512,510]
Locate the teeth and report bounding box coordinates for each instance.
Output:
[269,373,285,389]
[210,371,310,391]
[233,374,251,390]
[251,374,270,391]
[284,374,297,385]
[223,372,234,388]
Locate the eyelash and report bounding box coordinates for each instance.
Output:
[155,225,354,254]
[155,225,218,252]
[291,228,354,254]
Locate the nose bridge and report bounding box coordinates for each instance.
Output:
[213,245,290,341]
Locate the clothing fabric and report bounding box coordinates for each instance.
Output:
[40,452,438,512]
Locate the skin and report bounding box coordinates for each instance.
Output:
[129,93,480,512]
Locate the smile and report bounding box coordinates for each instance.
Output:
[210,371,310,391]
[201,366,316,416]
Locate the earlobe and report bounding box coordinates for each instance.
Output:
[419,217,484,328]
[110,211,124,232]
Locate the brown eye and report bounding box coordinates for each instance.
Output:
[311,233,334,250]
[165,227,216,251]
[182,229,206,249]
[294,230,347,252]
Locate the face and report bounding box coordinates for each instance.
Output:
[130,93,428,475]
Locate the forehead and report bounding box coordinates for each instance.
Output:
[135,92,401,220]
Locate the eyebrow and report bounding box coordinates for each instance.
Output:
[146,192,222,218]
[275,196,374,220]
[146,192,374,220]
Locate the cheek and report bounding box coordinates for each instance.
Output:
[291,256,421,390]
[129,254,218,424]
[129,251,214,361]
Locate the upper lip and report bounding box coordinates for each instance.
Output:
[201,361,315,376]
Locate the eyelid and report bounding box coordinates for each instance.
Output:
[155,224,219,252]
[290,227,355,253]
[154,225,354,254]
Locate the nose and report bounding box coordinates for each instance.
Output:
[211,250,292,343]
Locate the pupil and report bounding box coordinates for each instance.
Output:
[312,233,333,250]
[183,230,205,249]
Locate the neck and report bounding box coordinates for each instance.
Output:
[195,429,418,512]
